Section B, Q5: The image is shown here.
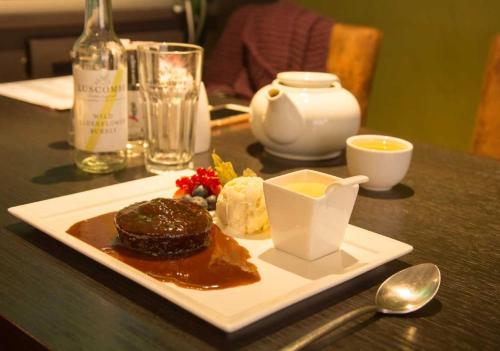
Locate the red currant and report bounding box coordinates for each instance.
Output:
[174,167,221,196]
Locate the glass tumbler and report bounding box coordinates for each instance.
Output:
[138,43,203,173]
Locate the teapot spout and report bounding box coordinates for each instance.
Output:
[263,88,303,144]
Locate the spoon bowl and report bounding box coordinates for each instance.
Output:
[376,263,441,314]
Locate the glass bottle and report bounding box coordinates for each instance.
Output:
[124,41,145,157]
[71,0,127,173]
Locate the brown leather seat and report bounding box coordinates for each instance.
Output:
[472,35,500,159]
[326,23,382,124]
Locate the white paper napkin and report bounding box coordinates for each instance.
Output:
[0,75,73,110]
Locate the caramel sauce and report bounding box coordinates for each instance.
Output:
[66,212,260,290]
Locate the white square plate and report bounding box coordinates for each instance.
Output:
[8,171,413,332]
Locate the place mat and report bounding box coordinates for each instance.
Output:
[0,75,73,110]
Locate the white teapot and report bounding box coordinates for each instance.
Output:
[249,72,361,160]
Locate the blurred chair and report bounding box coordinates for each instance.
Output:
[472,35,500,159]
[326,23,382,123]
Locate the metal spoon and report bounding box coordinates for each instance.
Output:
[281,263,441,351]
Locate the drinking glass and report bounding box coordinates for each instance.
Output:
[138,43,203,173]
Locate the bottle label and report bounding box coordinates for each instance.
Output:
[73,67,127,152]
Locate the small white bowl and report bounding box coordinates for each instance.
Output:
[263,170,360,261]
[346,135,413,191]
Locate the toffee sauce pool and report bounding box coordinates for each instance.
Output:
[66,212,260,290]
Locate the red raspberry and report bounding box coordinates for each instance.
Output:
[175,167,221,196]
[175,176,195,193]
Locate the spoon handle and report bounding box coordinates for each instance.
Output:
[281,305,377,351]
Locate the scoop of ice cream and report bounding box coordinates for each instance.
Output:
[215,176,269,236]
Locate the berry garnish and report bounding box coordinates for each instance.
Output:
[192,184,209,198]
[191,196,208,209]
[175,167,221,197]
[173,188,188,199]
[206,195,217,211]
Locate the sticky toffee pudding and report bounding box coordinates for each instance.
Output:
[115,198,211,258]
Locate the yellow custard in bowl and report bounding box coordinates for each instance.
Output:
[351,138,408,151]
[283,182,329,197]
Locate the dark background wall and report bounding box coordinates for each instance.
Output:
[296,0,500,152]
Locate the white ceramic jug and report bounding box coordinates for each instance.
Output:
[250,72,361,160]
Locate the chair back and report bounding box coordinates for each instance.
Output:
[472,35,500,159]
[326,23,382,123]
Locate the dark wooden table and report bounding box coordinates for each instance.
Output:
[1,95,499,350]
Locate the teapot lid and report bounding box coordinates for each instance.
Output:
[277,71,339,88]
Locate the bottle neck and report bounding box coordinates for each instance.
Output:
[84,0,114,33]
